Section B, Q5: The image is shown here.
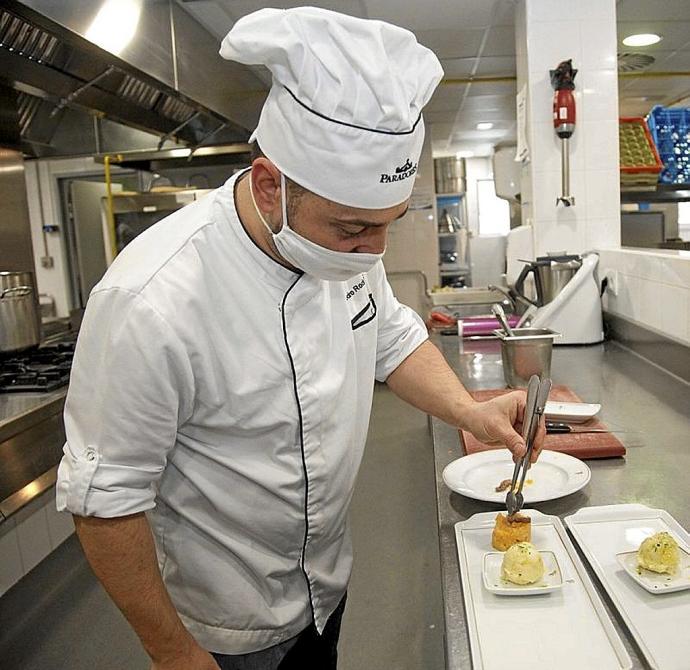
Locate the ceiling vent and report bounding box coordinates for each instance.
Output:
[618,52,656,73]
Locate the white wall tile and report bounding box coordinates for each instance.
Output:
[526,21,584,75]
[665,256,690,288]
[579,69,619,123]
[532,168,587,229]
[578,20,617,71]
[620,251,690,288]
[658,285,690,343]
[0,523,23,597]
[625,253,657,282]
[614,273,637,318]
[634,254,690,288]
[638,278,663,329]
[45,500,75,549]
[16,506,52,575]
[574,0,615,22]
[588,217,621,250]
[582,120,620,173]
[533,219,586,257]
[585,169,621,221]
[527,0,615,23]
[598,249,690,345]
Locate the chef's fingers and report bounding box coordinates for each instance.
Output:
[506,389,527,425]
[497,423,526,461]
[529,416,547,463]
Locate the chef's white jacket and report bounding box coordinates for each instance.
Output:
[56,170,428,654]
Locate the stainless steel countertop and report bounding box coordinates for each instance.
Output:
[0,389,67,443]
[431,335,690,670]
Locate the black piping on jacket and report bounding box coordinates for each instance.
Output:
[280,275,316,624]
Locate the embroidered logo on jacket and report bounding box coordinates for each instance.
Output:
[351,294,377,331]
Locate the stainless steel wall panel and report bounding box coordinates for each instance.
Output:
[0,148,36,275]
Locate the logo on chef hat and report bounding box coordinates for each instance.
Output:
[380,158,418,184]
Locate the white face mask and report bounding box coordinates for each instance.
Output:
[249,173,384,281]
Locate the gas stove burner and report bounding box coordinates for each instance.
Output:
[0,341,75,393]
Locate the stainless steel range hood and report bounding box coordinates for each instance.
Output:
[94,143,252,172]
[0,0,268,157]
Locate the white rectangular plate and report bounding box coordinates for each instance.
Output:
[544,401,601,423]
[454,510,631,670]
[565,504,690,670]
[616,548,690,595]
[482,550,563,595]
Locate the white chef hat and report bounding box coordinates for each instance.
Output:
[220,7,443,209]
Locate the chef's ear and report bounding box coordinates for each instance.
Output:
[251,158,282,214]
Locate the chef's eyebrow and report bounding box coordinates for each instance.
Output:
[333,205,409,227]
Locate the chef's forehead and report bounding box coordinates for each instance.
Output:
[304,190,410,224]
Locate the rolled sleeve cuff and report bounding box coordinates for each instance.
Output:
[56,443,157,518]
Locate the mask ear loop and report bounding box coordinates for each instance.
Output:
[280,172,289,234]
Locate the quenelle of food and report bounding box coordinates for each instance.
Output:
[637,531,680,574]
[492,512,531,551]
[501,542,545,585]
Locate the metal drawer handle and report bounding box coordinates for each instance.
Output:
[0,285,33,299]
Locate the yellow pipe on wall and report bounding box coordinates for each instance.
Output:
[103,154,123,263]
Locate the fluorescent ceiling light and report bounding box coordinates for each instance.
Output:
[476,122,494,130]
[86,0,142,56]
[456,150,475,158]
[622,33,662,47]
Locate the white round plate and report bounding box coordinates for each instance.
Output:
[442,450,591,504]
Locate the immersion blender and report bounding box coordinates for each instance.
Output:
[550,59,577,207]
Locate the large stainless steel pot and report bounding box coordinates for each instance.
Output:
[0,271,41,354]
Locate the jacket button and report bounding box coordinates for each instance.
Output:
[86,449,96,462]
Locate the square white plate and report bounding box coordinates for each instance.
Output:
[616,547,690,595]
[482,550,563,595]
[454,510,631,670]
[565,504,690,670]
[544,401,601,423]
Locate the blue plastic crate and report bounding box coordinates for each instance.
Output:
[647,105,690,184]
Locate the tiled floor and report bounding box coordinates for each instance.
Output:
[0,385,444,669]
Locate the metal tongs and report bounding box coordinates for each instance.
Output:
[505,375,552,516]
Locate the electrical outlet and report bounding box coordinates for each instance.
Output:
[604,270,618,296]
[40,256,54,269]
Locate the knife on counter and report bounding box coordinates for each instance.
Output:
[546,421,627,434]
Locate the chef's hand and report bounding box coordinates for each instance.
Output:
[463,392,546,463]
[150,645,220,670]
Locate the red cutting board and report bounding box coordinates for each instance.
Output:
[460,385,626,459]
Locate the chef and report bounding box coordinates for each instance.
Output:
[56,7,544,670]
